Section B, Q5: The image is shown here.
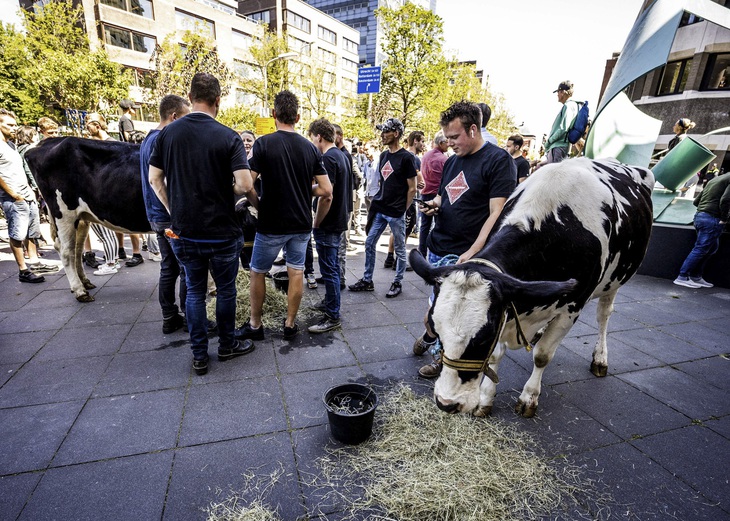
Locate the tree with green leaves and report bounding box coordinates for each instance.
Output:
[148,31,233,104]
[0,0,130,124]
[244,30,291,108]
[217,105,259,132]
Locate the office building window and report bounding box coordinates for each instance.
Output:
[343,37,358,54]
[701,53,730,90]
[318,25,336,45]
[342,57,358,71]
[101,0,154,19]
[232,30,253,49]
[656,58,692,95]
[318,48,336,66]
[287,11,311,33]
[176,10,215,39]
[288,35,311,56]
[248,10,270,23]
[124,66,154,88]
[103,25,155,55]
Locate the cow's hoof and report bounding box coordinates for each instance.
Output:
[76,293,95,303]
[82,280,96,290]
[590,362,608,377]
[515,400,537,418]
[473,405,492,418]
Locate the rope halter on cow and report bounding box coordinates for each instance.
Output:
[439,258,535,384]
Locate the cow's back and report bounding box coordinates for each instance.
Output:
[26,137,150,233]
[485,157,654,304]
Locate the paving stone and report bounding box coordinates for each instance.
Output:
[0,363,20,386]
[274,329,357,374]
[0,356,112,408]
[0,330,55,363]
[19,452,172,521]
[0,401,84,474]
[601,307,646,332]
[136,297,165,323]
[0,305,79,333]
[35,324,132,361]
[360,357,430,390]
[673,356,730,393]
[164,433,304,521]
[565,318,599,337]
[341,302,400,329]
[623,300,695,327]
[342,324,415,364]
[567,442,727,521]
[705,415,730,440]
[180,376,287,446]
[23,288,82,309]
[537,342,596,386]
[0,279,39,311]
[0,473,42,521]
[380,297,429,324]
[91,282,156,303]
[53,389,184,465]
[119,319,189,353]
[618,366,730,420]
[191,339,278,385]
[631,426,730,512]
[610,326,706,365]
[93,349,191,397]
[280,366,366,429]
[561,334,664,375]
[553,376,690,439]
[65,301,144,328]
[658,320,726,355]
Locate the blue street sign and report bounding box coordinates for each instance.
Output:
[357,66,381,94]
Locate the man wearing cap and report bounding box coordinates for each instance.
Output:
[543,81,579,165]
[349,117,417,298]
[118,99,137,142]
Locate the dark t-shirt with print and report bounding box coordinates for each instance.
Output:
[317,147,351,234]
[249,130,327,235]
[149,112,248,240]
[427,143,516,256]
[514,155,530,180]
[370,148,417,218]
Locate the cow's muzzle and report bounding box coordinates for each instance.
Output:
[435,396,459,414]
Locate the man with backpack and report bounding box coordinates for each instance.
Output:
[543,81,580,165]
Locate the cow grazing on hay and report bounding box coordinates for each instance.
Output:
[24,137,150,302]
[410,157,655,418]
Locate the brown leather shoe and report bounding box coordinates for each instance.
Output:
[413,334,436,356]
[418,358,442,379]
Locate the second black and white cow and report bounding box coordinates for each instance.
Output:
[410,157,654,418]
[24,137,150,302]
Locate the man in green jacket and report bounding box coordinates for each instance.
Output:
[543,80,579,165]
[674,174,730,288]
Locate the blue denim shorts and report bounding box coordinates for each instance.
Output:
[251,232,310,273]
[1,199,41,241]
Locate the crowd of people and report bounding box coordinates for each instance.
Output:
[3,73,726,378]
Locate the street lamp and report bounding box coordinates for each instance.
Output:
[263,52,299,113]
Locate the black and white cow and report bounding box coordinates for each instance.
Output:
[409,157,655,418]
[24,137,150,302]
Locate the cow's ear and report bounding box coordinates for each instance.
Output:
[409,249,448,286]
[498,275,577,307]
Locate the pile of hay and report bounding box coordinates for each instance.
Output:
[208,385,603,520]
[206,270,316,331]
[206,467,284,521]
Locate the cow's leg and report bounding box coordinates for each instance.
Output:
[590,291,617,377]
[516,313,575,418]
[75,221,96,291]
[55,216,93,302]
[474,341,507,417]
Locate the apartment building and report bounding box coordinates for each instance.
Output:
[610,2,730,172]
[237,0,361,118]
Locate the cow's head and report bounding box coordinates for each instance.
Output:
[409,250,576,415]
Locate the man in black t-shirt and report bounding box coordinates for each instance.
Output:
[234,90,332,342]
[307,118,350,333]
[505,134,530,183]
[118,99,137,142]
[415,101,516,378]
[349,118,417,298]
[149,73,258,376]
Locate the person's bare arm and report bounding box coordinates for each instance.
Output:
[233,168,258,209]
[312,173,333,198]
[419,194,441,216]
[457,197,507,264]
[149,166,170,214]
[0,177,22,201]
[313,192,333,228]
[406,176,417,208]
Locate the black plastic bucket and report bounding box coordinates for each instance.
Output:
[272,271,289,293]
[323,383,378,445]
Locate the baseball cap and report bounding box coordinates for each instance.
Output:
[376,117,404,135]
[119,99,140,110]
[553,81,573,93]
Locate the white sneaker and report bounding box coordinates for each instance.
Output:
[94,264,118,276]
[690,277,713,288]
[149,252,162,262]
[673,277,701,288]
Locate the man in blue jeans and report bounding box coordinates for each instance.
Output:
[674,174,730,288]
[349,118,417,298]
[139,94,191,334]
[307,118,350,333]
[149,73,258,376]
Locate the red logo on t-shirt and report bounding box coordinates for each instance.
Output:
[445,171,470,204]
[381,160,394,181]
